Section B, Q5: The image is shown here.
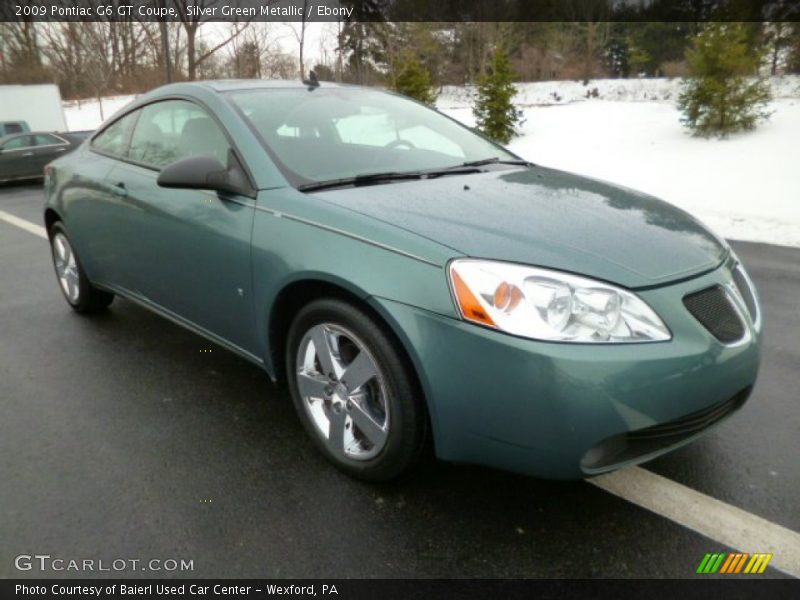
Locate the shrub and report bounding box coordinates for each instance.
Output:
[678,23,772,137]
[473,48,523,145]
[390,54,437,106]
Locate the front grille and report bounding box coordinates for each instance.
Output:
[732,266,757,321]
[581,387,752,472]
[683,286,745,344]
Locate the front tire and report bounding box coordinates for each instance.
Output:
[286,298,427,482]
[49,222,114,314]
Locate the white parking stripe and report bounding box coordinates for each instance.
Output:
[590,466,800,577]
[1,210,798,578]
[0,209,47,239]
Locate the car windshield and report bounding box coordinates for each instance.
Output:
[227,87,517,187]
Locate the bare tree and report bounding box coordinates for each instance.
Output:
[0,20,48,82]
[172,0,252,80]
[287,0,311,78]
[80,24,116,120]
[40,23,87,98]
[226,23,284,79]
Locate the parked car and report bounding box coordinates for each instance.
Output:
[42,80,762,481]
[0,131,84,183]
[0,120,30,136]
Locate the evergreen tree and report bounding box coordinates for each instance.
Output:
[390,54,437,106]
[789,23,800,74]
[678,23,772,137]
[472,48,522,145]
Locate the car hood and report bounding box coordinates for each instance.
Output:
[313,166,727,289]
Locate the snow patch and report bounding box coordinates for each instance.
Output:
[439,79,800,248]
[63,95,136,131]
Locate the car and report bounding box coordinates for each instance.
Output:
[42,80,762,481]
[0,131,84,183]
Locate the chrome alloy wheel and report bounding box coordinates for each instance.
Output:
[296,323,390,461]
[52,232,80,304]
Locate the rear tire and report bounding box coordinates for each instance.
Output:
[49,222,114,314]
[286,298,427,482]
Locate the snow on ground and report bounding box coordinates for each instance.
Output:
[438,76,800,108]
[63,95,135,131]
[62,78,800,247]
[439,78,800,248]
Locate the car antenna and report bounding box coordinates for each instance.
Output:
[302,70,320,90]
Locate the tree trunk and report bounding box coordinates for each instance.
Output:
[187,28,196,81]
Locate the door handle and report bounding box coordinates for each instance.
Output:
[111,182,128,197]
[21,152,33,157]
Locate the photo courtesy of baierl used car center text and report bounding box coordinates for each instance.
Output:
[1,0,799,597]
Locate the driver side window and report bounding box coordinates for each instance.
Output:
[128,100,231,169]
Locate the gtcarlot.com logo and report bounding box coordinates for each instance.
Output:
[696,552,773,574]
[14,554,194,573]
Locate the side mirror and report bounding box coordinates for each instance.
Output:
[157,155,247,195]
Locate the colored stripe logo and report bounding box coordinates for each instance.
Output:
[696,552,773,574]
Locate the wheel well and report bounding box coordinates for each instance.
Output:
[270,280,371,382]
[44,209,61,236]
[268,280,420,392]
[268,279,433,451]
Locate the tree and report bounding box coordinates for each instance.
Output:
[788,22,800,74]
[390,54,437,106]
[626,22,692,77]
[289,0,311,78]
[678,23,772,137]
[173,0,251,81]
[338,0,390,84]
[312,63,335,81]
[472,47,522,145]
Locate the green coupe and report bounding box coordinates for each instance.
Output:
[44,80,762,481]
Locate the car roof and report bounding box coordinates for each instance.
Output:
[143,79,356,99]
[198,79,353,92]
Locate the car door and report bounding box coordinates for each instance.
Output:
[0,135,36,179]
[73,110,141,284]
[31,133,70,172]
[106,99,258,354]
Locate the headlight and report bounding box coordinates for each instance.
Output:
[449,259,671,343]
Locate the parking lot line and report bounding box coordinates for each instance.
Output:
[2,210,798,578]
[591,466,800,577]
[0,209,47,239]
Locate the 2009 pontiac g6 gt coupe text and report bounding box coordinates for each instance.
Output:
[43,80,762,481]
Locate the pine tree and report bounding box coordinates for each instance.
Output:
[678,23,772,138]
[391,54,438,106]
[472,48,522,145]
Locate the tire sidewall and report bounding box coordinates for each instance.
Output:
[49,222,111,312]
[286,298,424,481]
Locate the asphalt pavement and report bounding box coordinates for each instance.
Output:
[0,183,797,579]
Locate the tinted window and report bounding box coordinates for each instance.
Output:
[2,135,32,150]
[33,134,64,146]
[128,100,231,168]
[92,111,139,158]
[5,123,23,134]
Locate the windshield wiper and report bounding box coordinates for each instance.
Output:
[298,171,424,192]
[459,157,530,168]
[297,159,531,192]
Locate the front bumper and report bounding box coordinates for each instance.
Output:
[373,258,762,479]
